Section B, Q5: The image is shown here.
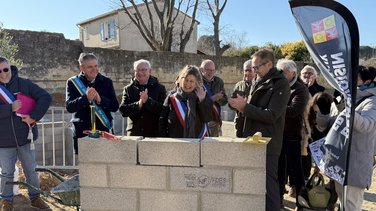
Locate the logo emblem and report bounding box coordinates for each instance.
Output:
[311,15,338,44]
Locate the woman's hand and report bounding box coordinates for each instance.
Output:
[195,86,206,102]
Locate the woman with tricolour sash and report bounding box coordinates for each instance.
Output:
[159,65,213,138]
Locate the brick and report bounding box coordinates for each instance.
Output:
[139,137,200,166]
[201,193,265,211]
[170,167,231,193]
[81,187,136,211]
[78,136,141,164]
[109,165,167,189]
[79,163,107,187]
[140,190,198,211]
[233,168,266,194]
[201,137,266,168]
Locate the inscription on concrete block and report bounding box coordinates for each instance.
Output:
[170,167,231,193]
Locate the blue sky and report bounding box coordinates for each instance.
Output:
[1,0,375,47]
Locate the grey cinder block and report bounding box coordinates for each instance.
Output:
[78,136,141,164]
[233,168,266,194]
[170,167,232,193]
[140,190,198,211]
[109,164,167,189]
[139,138,201,167]
[79,163,108,187]
[81,187,136,211]
[201,137,266,168]
[201,193,265,211]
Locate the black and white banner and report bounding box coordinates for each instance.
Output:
[289,0,359,185]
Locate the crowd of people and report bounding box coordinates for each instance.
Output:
[1,48,376,211]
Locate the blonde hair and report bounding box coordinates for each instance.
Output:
[177,65,203,88]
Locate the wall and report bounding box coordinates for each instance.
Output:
[7,29,245,106]
[79,136,267,211]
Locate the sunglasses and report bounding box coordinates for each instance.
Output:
[0,68,10,73]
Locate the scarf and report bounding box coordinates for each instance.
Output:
[175,87,198,138]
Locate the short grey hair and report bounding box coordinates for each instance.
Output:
[301,65,318,77]
[134,59,151,70]
[243,59,252,71]
[200,59,214,68]
[0,56,9,64]
[78,53,98,66]
[276,59,297,74]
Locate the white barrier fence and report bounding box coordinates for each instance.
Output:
[35,107,126,169]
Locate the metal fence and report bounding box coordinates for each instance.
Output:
[35,107,126,169]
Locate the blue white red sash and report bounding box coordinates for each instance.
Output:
[203,83,222,126]
[70,76,112,129]
[0,84,15,104]
[169,94,208,138]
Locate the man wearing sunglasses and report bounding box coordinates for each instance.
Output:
[0,57,51,210]
[228,49,291,211]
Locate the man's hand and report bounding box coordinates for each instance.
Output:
[86,87,98,101]
[21,114,36,125]
[228,94,247,113]
[139,88,148,108]
[211,90,224,102]
[12,100,22,112]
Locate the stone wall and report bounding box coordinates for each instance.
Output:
[7,29,245,106]
[79,136,267,211]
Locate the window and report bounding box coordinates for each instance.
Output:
[100,22,105,41]
[85,27,89,40]
[108,19,116,40]
[99,19,116,41]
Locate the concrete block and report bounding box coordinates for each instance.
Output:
[140,190,198,211]
[79,163,107,187]
[201,193,265,211]
[139,138,200,166]
[201,137,266,168]
[81,187,136,211]
[78,136,141,164]
[233,168,266,194]
[109,164,167,189]
[170,167,231,193]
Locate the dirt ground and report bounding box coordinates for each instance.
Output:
[282,170,376,211]
[1,166,376,211]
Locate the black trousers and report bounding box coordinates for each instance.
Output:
[278,140,304,205]
[266,154,280,211]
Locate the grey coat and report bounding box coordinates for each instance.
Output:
[348,85,376,188]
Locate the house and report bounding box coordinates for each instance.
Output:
[76,2,199,53]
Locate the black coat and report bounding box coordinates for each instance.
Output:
[0,66,51,148]
[66,73,119,138]
[242,68,291,156]
[159,92,213,138]
[119,76,166,137]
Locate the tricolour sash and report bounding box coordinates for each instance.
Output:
[169,94,208,138]
[0,84,16,104]
[70,76,112,129]
[203,83,222,126]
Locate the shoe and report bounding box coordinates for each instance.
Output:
[289,186,296,198]
[30,197,50,210]
[1,200,13,211]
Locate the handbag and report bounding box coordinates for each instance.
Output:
[298,172,335,209]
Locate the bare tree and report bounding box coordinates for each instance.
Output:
[118,0,199,52]
[206,0,229,56]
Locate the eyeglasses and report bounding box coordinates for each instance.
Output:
[244,69,253,72]
[0,68,10,73]
[252,62,267,71]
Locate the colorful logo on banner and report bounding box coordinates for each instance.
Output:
[311,15,338,44]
